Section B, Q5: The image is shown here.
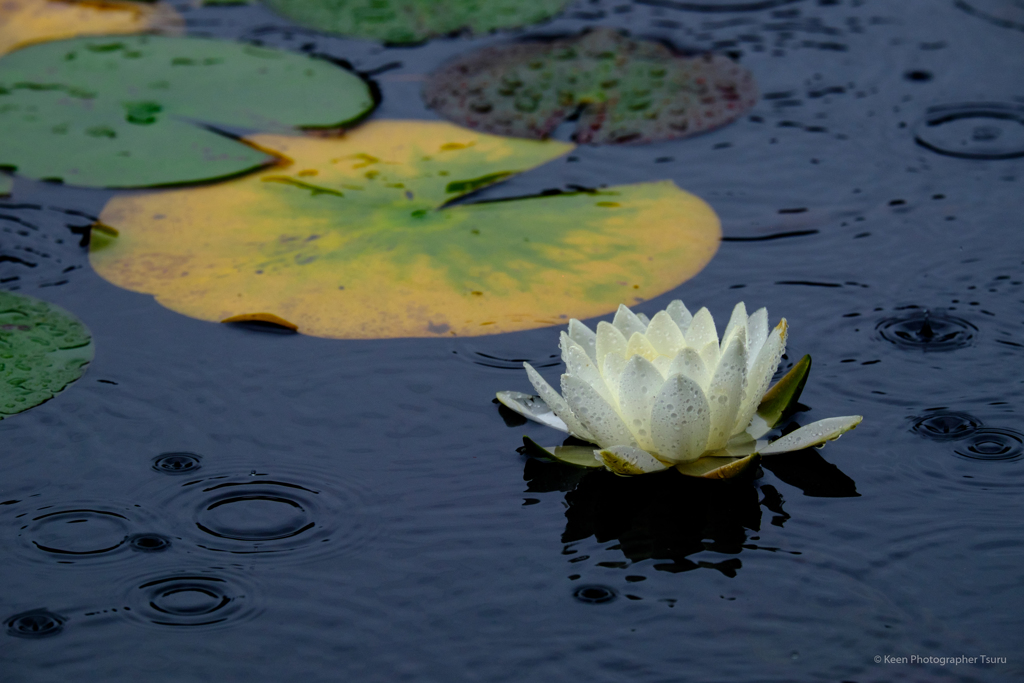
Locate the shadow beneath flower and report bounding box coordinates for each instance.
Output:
[524,459,784,578]
[760,448,860,498]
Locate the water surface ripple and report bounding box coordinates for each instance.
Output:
[1,1,1022,681]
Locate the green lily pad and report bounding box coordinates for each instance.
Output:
[0,35,376,188]
[757,354,811,429]
[91,120,721,339]
[424,27,758,144]
[260,0,573,45]
[0,290,93,418]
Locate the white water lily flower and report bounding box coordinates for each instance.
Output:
[497,301,862,478]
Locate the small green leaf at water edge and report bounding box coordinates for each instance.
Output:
[0,290,93,418]
[757,354,811,429]
[425,27,758,144]
[0,35,376,188]
[260,0,573,45]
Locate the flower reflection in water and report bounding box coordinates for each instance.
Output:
[522,450,858,579]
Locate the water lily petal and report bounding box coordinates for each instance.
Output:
[625,331,660,364]
[706,335,747,451]
[722,301,748,350]
[567,318,597,362]
[601,350,627,397]
[747,307,768,365]
[596,320,628,367]
[495,390,569,432]
[734,319,787,433]
[636,312,650,326]
[698,340,721,376]
[644,310,686,357]
[665,299,693,334]
[520,437,604,468]
[597,446,670,476]
[675,453,759,479]
[758,415,863,455]
[685,306,718,354]
[665,346,709,390]
[613,303,648,338]
[561,374,637,448]
[616,355,666,451]
[564,339,614,405]
[724,432,766,456]
[558,331,586,367]
[650,374,711,463]
[651,355,672,377]
[524,362,596,442]
[745,413,773,439]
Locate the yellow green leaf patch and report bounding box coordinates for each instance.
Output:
[0,290,93,417]
[0,35,376,188]
[0,0,182,56]
[91,120,721,339]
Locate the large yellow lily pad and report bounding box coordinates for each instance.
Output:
[0,0,182,56]
[91,120,721,339]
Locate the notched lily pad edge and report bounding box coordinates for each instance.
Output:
[0,36,381,189]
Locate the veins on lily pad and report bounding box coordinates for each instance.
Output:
[0,35,376,188]
[497,300,862,479]
[90,120,722,339]
[425,27,758,144]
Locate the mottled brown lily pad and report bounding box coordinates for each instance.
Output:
[424,27,758,144]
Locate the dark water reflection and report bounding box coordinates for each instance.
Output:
[524,450,858,579]
[2,0,1024,681]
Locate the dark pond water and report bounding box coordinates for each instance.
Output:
[2,0,1024,681]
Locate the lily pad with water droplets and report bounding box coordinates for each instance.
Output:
[0,290,93,417]
[0,35,376,188]
[90,120,721,339]
[0,0,182,56]
[424,27,758,144]
[260,0,573,45]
